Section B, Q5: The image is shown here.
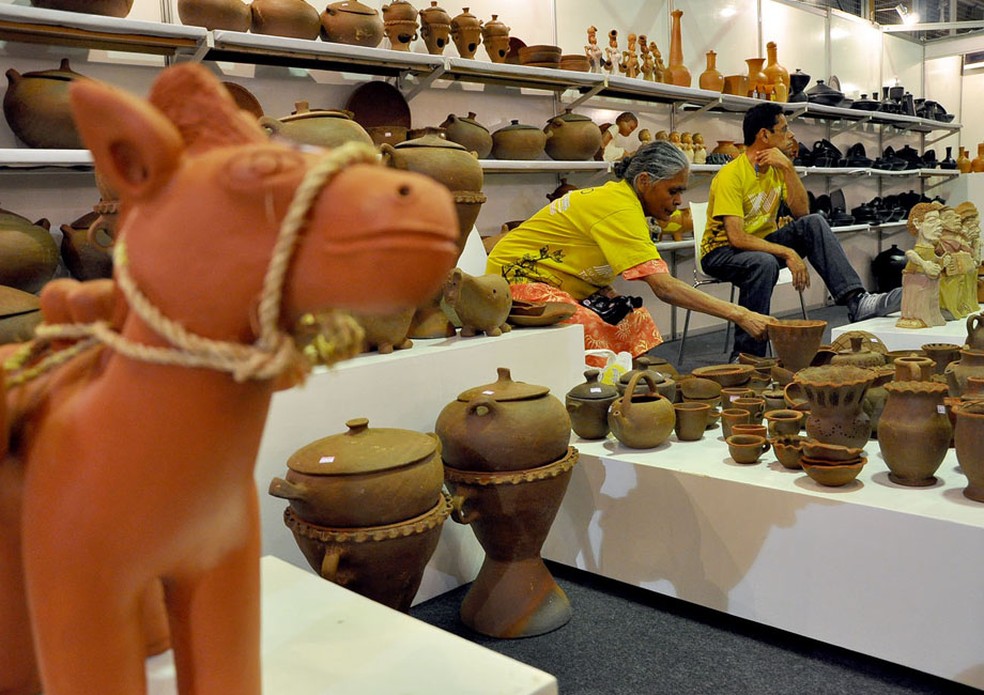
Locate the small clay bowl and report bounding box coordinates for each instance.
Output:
[692,364,755,388]
[679,376,722,400]
[801,456,866,487]
[801,440,865,462]
[770,434,804,469]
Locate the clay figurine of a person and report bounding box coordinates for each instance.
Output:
[639,35,656,81]
[957,200,982,310]
[604,29,619,76]
[619,33,639,79]
[0,63,458,694]
[937,204,978,319]
[602,111,639,162]
[897,201,946,329]
[585,25,603,73]
[693,132,707,164]
[650,41,667,82]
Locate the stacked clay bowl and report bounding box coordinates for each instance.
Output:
[679,375,722,428]
[518,44,562,68]
[559,55,590,72]
[691,363,755,388]
[799,439,866,486]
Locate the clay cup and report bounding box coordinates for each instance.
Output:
[727,434,770,464]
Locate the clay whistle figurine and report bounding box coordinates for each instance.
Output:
[442,268,512,337]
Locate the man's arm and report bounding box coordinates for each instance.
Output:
[722,215,810,290]
[754,147,809,219]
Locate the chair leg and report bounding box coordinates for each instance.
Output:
[723,285,736,354]
[677,308,693,366]
[799,290,809,319]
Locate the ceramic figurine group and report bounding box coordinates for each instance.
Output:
[587,26,666,81]
[898,201,981,329]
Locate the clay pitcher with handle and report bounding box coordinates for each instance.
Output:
[967,313,984,351]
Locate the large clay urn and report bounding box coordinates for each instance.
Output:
[382,0,419,50]
[543,110,603,161]
[878,381,951,486]
[440,112,493,158]
[767,319,828,372]
[945,349,984,397]
[953,401,984,502]
[30,0,132,15]
[607,372,675,449]
[177,0,251,30]
[665,9,691,87]
[566,368,619,440]
[481,14,511,63]
[419,1,452,54]
[795,365,876,447]
[491,119,548,160]
[0,207,58,293]
[260,101,373,149]
[320,0,384,47]
[698,50,724,92]
[435,367,571,472]
[3,58,88,149]
[451,7,482,59]
[250,0,321,39]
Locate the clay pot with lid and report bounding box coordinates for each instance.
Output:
[566,368,619,439]
[830,335,885,369]
[260,101,373,149]
[481,15,510,63]
[440,112,493,158]
[492,119,548,160]
[607,371,675,449]
[320,0,384,47]
[269,418,444,527]
[0,207,58,293]
[544,110,603,161]
[30,0,133,16]
[435,367,571,471]
[4,58,88,149]
[382,0,419,50]
[177,0,251,30]
[250,0,320,39]
[451,7,482,59]
[419,1,452,54]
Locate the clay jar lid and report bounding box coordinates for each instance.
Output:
[395,127,467,150]
[495,119,540,133]
[10,58,84,83]
[279,101,356,123]
[442,111,489,133]
[286,417,437,476]
[327,0,376,16]
[568,369,618,400]
[546,110,594,125]
[455,366,548,402]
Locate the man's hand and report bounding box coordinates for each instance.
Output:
[753,146,794,173]
[784,250,811,291]
[736,307,776,341]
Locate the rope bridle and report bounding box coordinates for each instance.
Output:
[4,141,377,387]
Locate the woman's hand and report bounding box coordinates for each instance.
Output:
[737,307,776,341]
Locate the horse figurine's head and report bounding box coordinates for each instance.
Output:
[68,64,459,352]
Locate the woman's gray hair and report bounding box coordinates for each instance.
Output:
[611,141,689,188]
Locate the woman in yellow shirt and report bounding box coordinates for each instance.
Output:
[487,140,772,361]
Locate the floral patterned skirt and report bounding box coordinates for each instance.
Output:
[509,283,662,365]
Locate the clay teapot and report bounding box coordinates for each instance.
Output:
[60,211,114,282]
[435,367,571,471]
[30,0,133,15]
[481,14,510,63]
[451,7,482,59]
[566,368,619,440]
[320,0,384,47]
[543,110,603,161]
[177,0,251,30]
[250,0,321,39]
[270,418,444,528]
[0,206,58,293]
[442,268,512,337]
[260,101,373,149]
[4,58,88,149]
[419,1,452,54]
[491,119,548,160]
[440,112,493,158]
[608,372,675,449]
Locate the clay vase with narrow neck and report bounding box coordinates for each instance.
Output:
[767,319,828,372]
[973,143,984,173]
[795,365,876,447]
[666,9,691,87]
[953,401,984,502]
[966,313,984,351]
[957,147,972,173]
[699,50,724,92]
[763,41,789,91]
[745,57,767,97]
[878,381,951,486]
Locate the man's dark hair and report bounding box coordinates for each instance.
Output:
[742,102,783,146]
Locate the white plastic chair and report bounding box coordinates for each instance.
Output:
[677,202,807,363]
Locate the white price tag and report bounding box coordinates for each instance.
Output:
[590,387,603,393]
[938,404,947,414]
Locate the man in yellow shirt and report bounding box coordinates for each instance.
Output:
[488,141,773,360]
[700,102,902,359]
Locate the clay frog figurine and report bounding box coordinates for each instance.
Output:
[442,268,512,337]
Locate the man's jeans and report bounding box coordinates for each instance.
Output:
[701,213,864,357]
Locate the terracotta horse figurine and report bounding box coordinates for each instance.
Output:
[0,64,458,694]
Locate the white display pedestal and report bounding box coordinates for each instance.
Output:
[831,309,981,351]
[543,433,984,689]
[254,324,586,603]
[145,556,558,695]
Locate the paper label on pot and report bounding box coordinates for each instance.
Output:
[590,387,602,393]
[938,405,946,414]
[482,390,494,395]
[318,456,336,464]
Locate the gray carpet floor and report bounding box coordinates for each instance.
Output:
[410,305,981,695]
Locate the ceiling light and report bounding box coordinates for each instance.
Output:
[895,3,919,26]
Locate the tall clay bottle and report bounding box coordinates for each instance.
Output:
[666,9,691,87]
[763,41,789,93]
[973,143,984,173]
[957,146,972,173]
[698,50,724,92]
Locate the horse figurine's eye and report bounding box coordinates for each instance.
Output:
[226,149,304,185]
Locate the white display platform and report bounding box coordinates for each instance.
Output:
[146,556,558,695]
[830,310,981,351]
[254,324,586,603]
[543,432,984,689]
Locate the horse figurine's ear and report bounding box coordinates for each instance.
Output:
[70,77,183,204]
